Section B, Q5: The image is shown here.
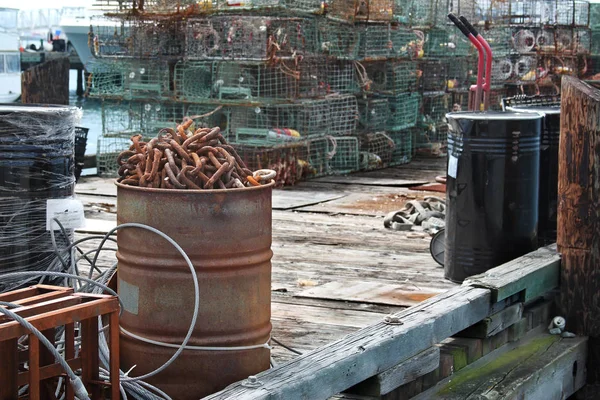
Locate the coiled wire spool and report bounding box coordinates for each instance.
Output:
[513,29,536,53]
[0,105,81,292]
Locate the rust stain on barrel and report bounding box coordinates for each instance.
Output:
[116,182,274,399]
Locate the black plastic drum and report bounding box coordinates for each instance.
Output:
[507,105,560,246]
[444,111,542,283]
[0,104,80,291]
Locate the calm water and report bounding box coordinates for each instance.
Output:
[68,70,102,156]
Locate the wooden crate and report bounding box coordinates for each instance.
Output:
[0,285,120,400]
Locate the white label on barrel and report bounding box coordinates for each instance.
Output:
[448,155,458,178]
[46,199,85,231]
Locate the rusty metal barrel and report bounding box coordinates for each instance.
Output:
[116,182,273,399]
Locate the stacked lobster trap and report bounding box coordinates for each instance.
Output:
[88,0,593,182]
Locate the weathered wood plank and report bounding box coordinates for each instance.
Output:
[418,335,587,400]
[456,303,524,339]
[463,245,560,302]
[558,72,600,387]
[21,57,70,105]
[203,286,492,400]
[346,347,440,397]
[296,281,442,308]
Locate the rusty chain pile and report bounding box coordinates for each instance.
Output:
[117,119,276,189]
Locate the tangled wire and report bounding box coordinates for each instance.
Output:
[117,118,276,190]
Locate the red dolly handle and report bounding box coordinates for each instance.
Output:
[460,16,493,111]
[448,13,484,111]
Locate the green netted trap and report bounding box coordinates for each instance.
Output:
[418,60,448,92]
[318,19,361,60]
[412,122,447,155]
[186,16,317,60]
[327,94,359,136]
[359,131,395,169]
[92,17,186,59]
[228,100,331,145]
[592,3,600,29]
[359,25,417,60]
[88,59,169,99]
[87,60,124,98]
[97,134,132,177]
[285,0,324,14]
[387,92,420,131]
[394,0,436,27]
[307,137,333,177]
[388,129,413,166]
[424,27,471,58]
[328,0,394,23]
[174,61,214,101]
[422,93,450,124]
[102,101,142,136]
[327,60,360,94]
[358,98,390,132]
[446,57,472,91]
[484,27,516,57]
[328,136,360,174]
[365,60,418,94]
[233,141,312,187]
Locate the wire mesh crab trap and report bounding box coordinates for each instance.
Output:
[363,60,418,94]
[474,0,510,25]
[97,134,132,176]
[174,61,214,102]
[358,24,417,60]
[92,16,186,59]
[212,61,300,102]
[234,141,311,187]
[358,98,390,131]
[387,129,413,165]
[102,100,142,136]
[418,60,448,92]
[484,27,515,57]
[446,57,471,90]
[423,27,471,58]
[328,136,360,174]
[327,60,360,94]
[327,94,359,136]
[87,59,125,98]
[186,16,317,61]
[317,19,361,60]
[328,0,395,23]
[591,2,600,29]
[422,93,450,125]
[386,92,420,131]
[284,0,325,14]
[412,122,447,156]
[228,100,331,145]
[445,0,477,23]
[394,0,436,27]
[556,0,590,27]
[306,137,332,177]
[359,131,395,169]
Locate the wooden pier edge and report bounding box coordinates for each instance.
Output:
[202,246,561,400]
[558,76,600,396]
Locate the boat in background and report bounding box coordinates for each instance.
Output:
[0,8,21,102]
[59,6,115,69]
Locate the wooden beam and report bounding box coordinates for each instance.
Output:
[21,57,70,105]
[558,76,600,387]
[202,286,492,400]
[346,347,440,396]
[417,335,587,400]
[464,245,560,302]
[456,303,524,339]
